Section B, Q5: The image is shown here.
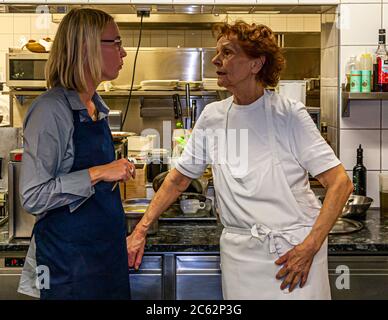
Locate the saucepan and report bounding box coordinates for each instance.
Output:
[122,198,158,235]
[319,195,373,220]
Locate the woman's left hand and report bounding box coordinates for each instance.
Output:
[274,237,318,292]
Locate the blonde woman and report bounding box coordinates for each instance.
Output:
[18,8,135,300]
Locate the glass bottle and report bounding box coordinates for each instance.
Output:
[374,29,388,92]
[352,144,367,196]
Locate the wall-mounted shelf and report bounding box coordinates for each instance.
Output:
[342,91,388,117]
[7,89,220,98]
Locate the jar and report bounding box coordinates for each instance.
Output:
[146,149,170,183]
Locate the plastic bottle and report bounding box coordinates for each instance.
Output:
[345,55,357,91]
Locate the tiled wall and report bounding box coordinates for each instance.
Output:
[321,7,339,158]
[337,1,388,207]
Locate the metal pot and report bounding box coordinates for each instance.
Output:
[152,171,206,194]
[342,195,373,219]
[122,198,158,235]
[319,195,373,220]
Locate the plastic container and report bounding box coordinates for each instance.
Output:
[361,70,372,92]
[350,70,362,92]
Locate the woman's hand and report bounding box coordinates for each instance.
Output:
[88,158,136,185]
[274,237,318,292]
[126,229,146,270]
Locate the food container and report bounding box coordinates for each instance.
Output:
[123,198,158,235]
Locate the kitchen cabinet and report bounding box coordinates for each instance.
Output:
[129,255,163,300]
[175,255,223,300]
[328,256,388,300]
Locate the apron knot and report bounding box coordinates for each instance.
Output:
[250,224,301,254]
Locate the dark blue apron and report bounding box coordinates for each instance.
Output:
[34,100,130,300]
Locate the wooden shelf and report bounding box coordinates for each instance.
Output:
[342,90,388,117]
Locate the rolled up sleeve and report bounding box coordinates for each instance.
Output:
[20,98,95,215]
[289,101,341,177]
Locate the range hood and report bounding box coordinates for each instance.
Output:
[3,3,335,17]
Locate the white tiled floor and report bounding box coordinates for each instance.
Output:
[340,100,380,129]
[340,129,380,170]
[339,4,381,46]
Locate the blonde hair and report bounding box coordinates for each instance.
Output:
[45,8,114,92]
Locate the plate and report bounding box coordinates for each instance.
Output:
[329,218,363,234]
[111,84,141,91]
[111,131,137,137]
[140,79,179,87]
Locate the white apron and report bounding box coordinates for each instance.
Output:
[216,91,331,300]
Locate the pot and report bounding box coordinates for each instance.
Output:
[319,195,373,220]
[122,198,158,235]
[152,171,206,194]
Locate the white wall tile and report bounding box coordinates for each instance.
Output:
[0,51,7,82]
[341,0,380,2]
[383,4,388,32]
[269,15,287,32]
[260,0,297,4]
[131,0,172,3]
[339,45,376,86]
[340,4,381,46]
[0,14,13,34]
[185,30,202,48]
[340,129,380,170]
[286,14,304,32]
[251,14,270,26]
[167,30,184,48]
[30,14,50,35]
[382,131,388,170]
[150,31,168,47]
[299,0,339,3]
[13,34,30,48]
[227,14,252,24]
[367,171,380,207]
[214,0,255,3]
[13,14,31,35]
[340,100,380,129]
[174,0,214,3]
[382,100,388,128]
[321,11,339,50]
[0,35,13,51]
[304,15,321,32]
[134,30,151,47]
[202,30,216,47]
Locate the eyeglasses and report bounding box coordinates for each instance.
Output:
[101,38,123,50]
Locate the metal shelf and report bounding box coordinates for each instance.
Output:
[7,89,219,98]
[342,90,388,117]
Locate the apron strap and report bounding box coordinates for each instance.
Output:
[264,90,281,166]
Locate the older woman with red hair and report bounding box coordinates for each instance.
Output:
[127,21,353,300]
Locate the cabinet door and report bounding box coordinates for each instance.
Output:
[176,255,223,300]
[129,255,163,300]
[0,269,35,300]
[328,256,388,300]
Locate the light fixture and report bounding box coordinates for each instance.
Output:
[254,11,280,14]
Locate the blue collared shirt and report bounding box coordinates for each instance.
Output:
[20,86,110,216]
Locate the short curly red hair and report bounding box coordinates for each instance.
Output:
[213,21,285,88]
